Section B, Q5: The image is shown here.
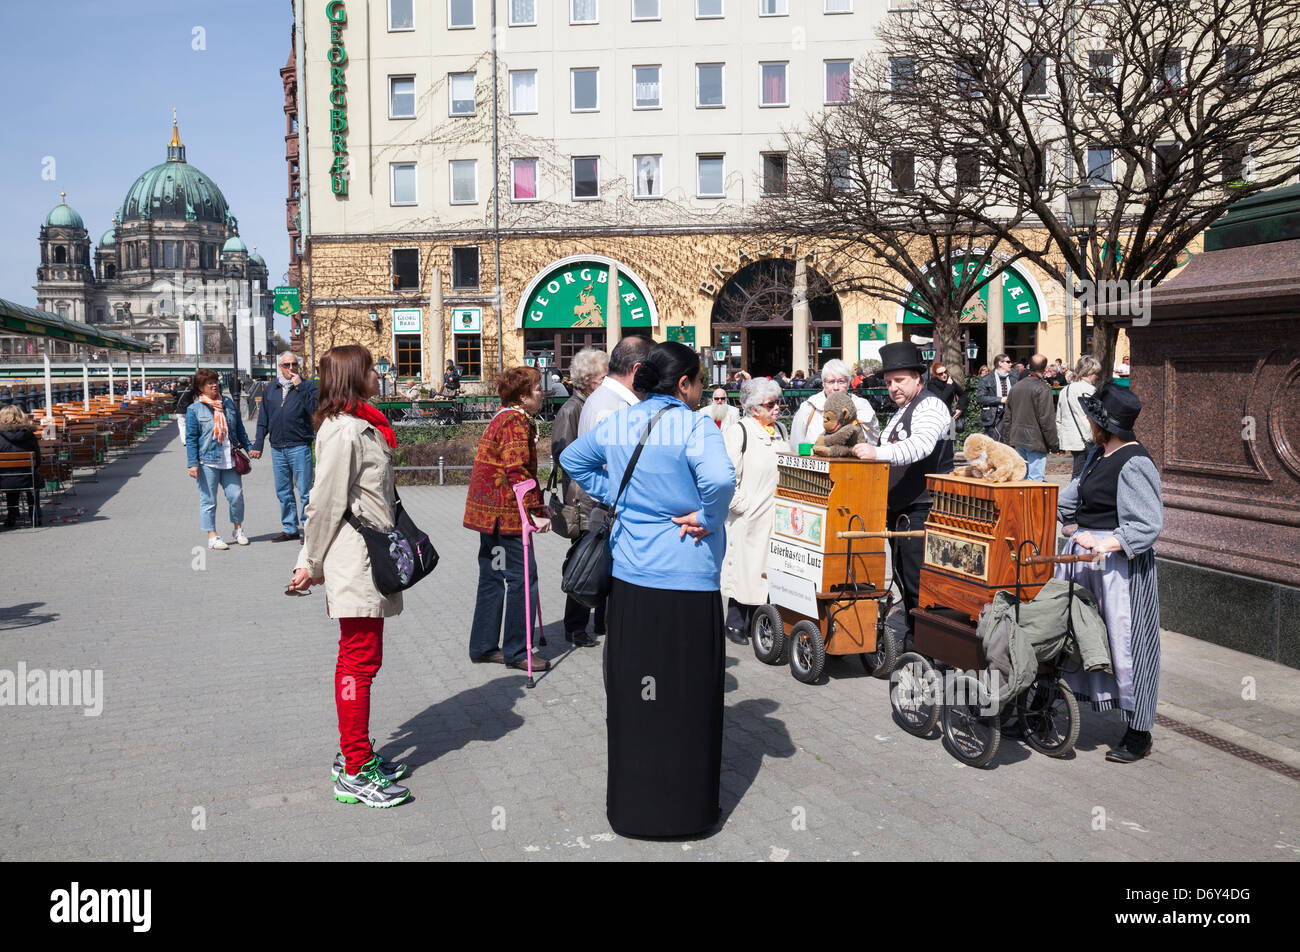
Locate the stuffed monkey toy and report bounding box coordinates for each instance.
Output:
[813,392,867,458]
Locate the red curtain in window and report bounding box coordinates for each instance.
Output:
[828,67,849,102]
[514,161,537,199]
[764,68,786,104]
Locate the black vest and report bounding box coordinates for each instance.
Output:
[887,391,953,511]
[1076,443,1152,530]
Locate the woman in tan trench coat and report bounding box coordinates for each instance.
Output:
[720,378,788,644]
[289,345,410,809]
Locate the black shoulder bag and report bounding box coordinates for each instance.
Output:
[345,489,440,595]
[561,407,670,608]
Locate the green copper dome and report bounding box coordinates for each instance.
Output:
[99,228,117,248]
[247,249,265,266]
[45,197,85,230]
[222,235,247,254]
[121,159,232,224]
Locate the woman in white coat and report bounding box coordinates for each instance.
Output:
[721,378,789,644]
[288,345,411,809]
[1056,355,1101,479]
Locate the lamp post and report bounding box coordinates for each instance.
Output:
[1066,187,1101,362]
[376,354,391,400]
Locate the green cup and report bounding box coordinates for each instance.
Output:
[798,443,814,456]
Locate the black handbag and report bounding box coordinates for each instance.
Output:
[561,407,669,608]
[344,490,439,595]
[545,466,569,540]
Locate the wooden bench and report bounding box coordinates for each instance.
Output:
[0,451,41,528]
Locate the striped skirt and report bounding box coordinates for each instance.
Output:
[1055,534,1161,731]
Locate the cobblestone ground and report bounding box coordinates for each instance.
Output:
[1,423,1297,862]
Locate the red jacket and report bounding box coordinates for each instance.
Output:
[463,407,546,535]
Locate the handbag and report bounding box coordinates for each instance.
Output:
[561,407,670,608]
[545,466,569,540]
[344,490,439,595]
[232,447,252,476]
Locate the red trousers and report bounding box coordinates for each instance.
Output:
[336,617,384,775]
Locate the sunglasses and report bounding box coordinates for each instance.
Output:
[713,397,728,403]
[760,400,780,409]
[280,363,299,369]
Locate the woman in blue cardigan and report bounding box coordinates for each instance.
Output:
[560,342,736,838]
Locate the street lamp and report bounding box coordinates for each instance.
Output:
[1066,187,1101,360]
[376,354,391,399]
[369,307,380,325]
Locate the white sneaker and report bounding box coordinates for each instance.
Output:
[233,528,250,546]
[208,536,229,550]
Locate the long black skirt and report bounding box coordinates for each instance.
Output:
[605,578,724,838]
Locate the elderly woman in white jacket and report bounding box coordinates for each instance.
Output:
[1056,355,1101,479]
[789,358,880,449]
[720,378,789,645]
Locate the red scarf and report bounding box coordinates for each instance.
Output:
[348,401,396,448]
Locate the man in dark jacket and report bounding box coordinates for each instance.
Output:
[1001,354,1058,481]
[975,353,1015,440]
[251,352,318,541]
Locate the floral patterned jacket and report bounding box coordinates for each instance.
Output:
[463,407,546,535]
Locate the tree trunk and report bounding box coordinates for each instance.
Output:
[1092,321,1118,384]
[933,305,965,388]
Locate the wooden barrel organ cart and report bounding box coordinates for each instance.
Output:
[888,474,1093,767]
[752,455,897,684]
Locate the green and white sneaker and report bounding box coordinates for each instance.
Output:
[331,747,408,782]
[333,756,412,808]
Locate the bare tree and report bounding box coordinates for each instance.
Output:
[876,0,1300,377]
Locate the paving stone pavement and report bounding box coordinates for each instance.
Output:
[1,423,1297,862]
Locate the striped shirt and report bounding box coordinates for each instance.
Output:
[875,391,950,465]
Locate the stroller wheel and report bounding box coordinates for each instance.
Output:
[942,675,1001,768]
[890,652,940,737]
[1016,675,1080,757]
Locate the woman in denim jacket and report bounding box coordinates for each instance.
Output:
[185,368,252,550]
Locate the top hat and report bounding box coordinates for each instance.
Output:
[1078,382,1142,442]
[878,341,927,375]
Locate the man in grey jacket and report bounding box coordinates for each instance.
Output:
[1001,354,1058,481]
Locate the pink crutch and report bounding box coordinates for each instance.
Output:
[512,478,541,689]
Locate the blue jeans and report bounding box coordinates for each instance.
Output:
[197,466,244,532]
[1018,447,1047,481]
[272,443,313,533]
[468,530,540,664]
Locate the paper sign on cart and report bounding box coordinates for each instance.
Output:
[767,569,818,618]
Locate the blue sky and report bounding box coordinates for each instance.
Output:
[0,0,294,336]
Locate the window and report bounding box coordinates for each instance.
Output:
[955,56,982,97]
[825,59,851,103]
[572,67,599,111]
[390,162,417,205]
[455,334,482,380]
[395,336,421,378]
[452,247,480,288]
[634,66,661,108]
[450,159,478,204]
[633,0,660,18]
[760,0,788,15]
[1222,143,1252,185]
[571,0,598,23]
[1152,142,1181,189]
[696,0,723,15]
[697,63,724,107]
[389,76,415,118]
[1159,48,1185,91]
[762,153,787,195]
[890,150,915,191]
[1023,54,1048,96]
[449,72,476,116]
[1225,46,1254,88]
[890,56,917,95]
[760,62,788,106]
[512,157,539,200]
[827,149,851,191]
[825,0,851,10]
[1088,51,1116,96]
[634,154,662,198]
[509,70,538,114]
[573,156,600,199]
[698,155,725,197]
[956,150,981,187]
[1086,146,1115,186]
[509,0,536,25]
[389,0,414,30]
[391,248,420,291]
[449,0,474,28]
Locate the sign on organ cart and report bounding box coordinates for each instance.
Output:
[766,456,829,619]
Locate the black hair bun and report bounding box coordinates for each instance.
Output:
[632,363,661,392]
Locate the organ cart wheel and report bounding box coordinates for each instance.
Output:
[889,652,941,737]
[750,604,787,665]
[788,620,826,684]
[1016,675,1080,757]
[861,607,904,679]
[941,674,1001,768]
